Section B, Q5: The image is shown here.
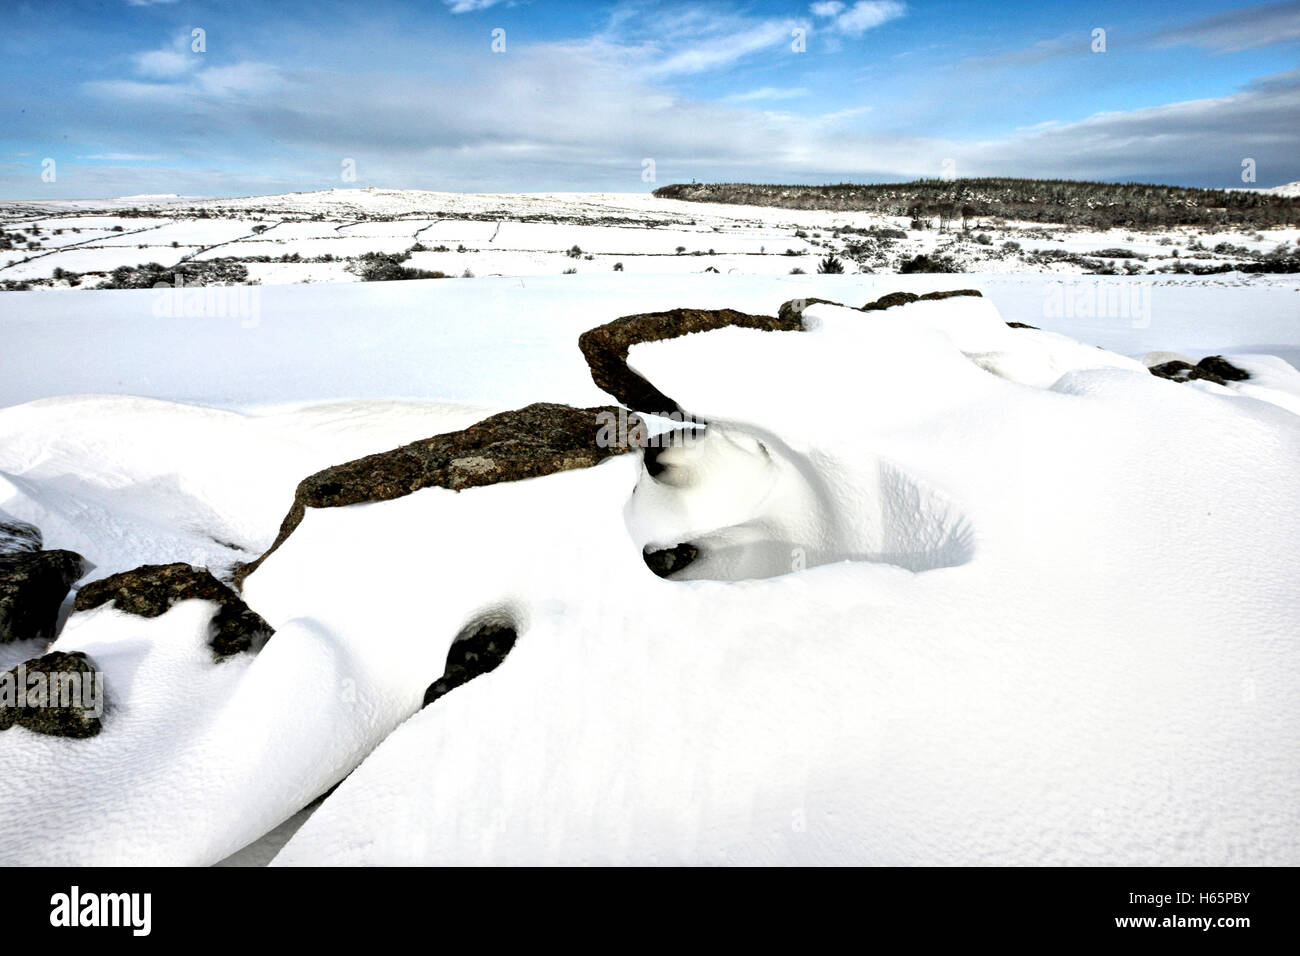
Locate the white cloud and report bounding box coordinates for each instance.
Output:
[443,0,508,13]
[132,33,204,79]
[724,87,811,102]
[831,1,907,37]
[79,153,168,161]
[59,13,1300,195]
[645,18,806,76]
[811,2,846,17]
[134,48,195,78]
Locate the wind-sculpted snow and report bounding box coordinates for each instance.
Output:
[233,402,639,587]
[268,295,1300,866]
[1,290,1299,865]
[626,424,974,581]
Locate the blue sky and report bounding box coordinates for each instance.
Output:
[2,0,1299,198]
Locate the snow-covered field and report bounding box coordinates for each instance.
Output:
[2,188,1297,288]
[2,191,1299,866]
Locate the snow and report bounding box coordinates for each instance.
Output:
[0,398,500,584]
[2,187,1299,866]
[1,276,1297,865]
[4,189,1297,286]
[4,273,1300,412]
[265,296,1300,865]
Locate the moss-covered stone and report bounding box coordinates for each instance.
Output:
[578,308,796,412]
[74,563,272,659]
[0,650,104,738]
[235,403,638,587]
[860,289,983,312]
[0,549,87,643]
[777,297,843,323]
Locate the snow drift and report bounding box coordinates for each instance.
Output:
[1,289,1299,866]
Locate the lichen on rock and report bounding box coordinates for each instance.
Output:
[74,563,272,659]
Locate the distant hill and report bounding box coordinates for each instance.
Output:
[652,178,1300,229]
[1262,181,1300,198]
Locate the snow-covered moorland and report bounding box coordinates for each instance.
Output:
[2,187,1298,289]
[2,190,1299,867]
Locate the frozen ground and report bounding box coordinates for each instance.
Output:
[2,188,1296,288]
[1,192,1299,867]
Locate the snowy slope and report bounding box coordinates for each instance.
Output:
[1,284,1297,865]
[264,298,1300,865]
[4,273,1300,412]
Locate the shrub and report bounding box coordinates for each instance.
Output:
[96,258,250,289]
[613,262,623,271]
[350,253,446,281]
[898,253,963,274]
[563,267,577,274]
[817,255,845,274]
[789,267,806,274]
[566,245,583,258]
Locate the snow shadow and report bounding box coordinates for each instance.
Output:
[627,423,974,582]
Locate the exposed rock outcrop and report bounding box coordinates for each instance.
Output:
[643,543,699,578]
[0,513,42,556]
[422,621,518,708]
[0,549,87,643]
[235,402,639,587]
[0,651,104,738]
[860,289,983,311]
[1196,355,1250,382]
[75,563,272,659]
[1149,361,1229,387]
[777,297,843,323]
[579,308,797,413]
[1148,355,1251,387]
